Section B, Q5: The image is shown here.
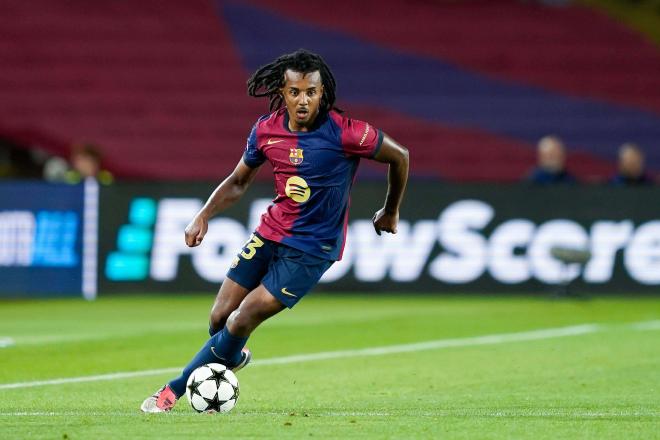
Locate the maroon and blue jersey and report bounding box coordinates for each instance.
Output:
[243,108,383,261]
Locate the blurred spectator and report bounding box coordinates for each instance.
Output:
[44,143,113,184]
[42,155,69,181]
[610,143,653,186]
[0,139,46,179]
[526,135,576,185]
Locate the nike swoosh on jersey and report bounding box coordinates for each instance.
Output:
[267,139,285,145]
[280,287,298,298]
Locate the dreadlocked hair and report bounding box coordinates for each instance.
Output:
[247,49,339,113]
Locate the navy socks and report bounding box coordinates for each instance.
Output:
[209,323,221,337]
[168,327,248,397]
[211,327,248,366]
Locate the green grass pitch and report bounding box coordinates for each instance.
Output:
[0,294,658,439]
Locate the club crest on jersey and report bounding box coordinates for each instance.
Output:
[289,148,304,165]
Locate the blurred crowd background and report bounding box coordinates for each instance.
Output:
[1,0,659,186]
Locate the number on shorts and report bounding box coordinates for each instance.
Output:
[240,234,264,260]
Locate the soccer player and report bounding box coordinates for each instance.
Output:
[141,49,409,412]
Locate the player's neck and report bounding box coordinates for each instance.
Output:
[287,111,319,132]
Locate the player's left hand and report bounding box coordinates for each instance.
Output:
[372,208,398,235]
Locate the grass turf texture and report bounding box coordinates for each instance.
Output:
[0,294,658,439]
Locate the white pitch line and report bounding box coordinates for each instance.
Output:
[0,323,600,391]
[253,323,601,366]
[0,322,206,348]
[1,320,657,392]
[629,320,660,331]
[5,318,656,350]
[0,367,181,390]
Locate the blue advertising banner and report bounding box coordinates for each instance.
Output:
[0,181,89,297]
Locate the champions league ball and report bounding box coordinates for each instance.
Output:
[185,363,239,413]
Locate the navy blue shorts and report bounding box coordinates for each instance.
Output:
[226,232,334,308]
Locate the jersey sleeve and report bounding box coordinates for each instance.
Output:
[242,122,266,168]
[340,117,384,158]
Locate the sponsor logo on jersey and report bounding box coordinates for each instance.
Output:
[285,176,311,203]
[267,138,284,145]
[289,148,304,165]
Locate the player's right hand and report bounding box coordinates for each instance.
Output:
[372,208,399,236]
[184,215,208,247]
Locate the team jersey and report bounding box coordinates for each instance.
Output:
[242,108,383,261]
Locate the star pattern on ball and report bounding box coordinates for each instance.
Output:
[187,378,205,398]
[230,383,240,401]
[202,391,223,412]
[208,367,228,388]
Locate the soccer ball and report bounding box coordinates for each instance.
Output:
[185,363,239,413]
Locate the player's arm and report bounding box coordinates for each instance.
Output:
[371,133,409,235]
[185,158,261,247]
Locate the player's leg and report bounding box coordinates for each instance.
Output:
[208,278,250,336]
[142,288,285,414]
[141,240,333,413]
[140,233,272,413]
[165,235,274,396]
[204,284,286,368]
[227,284,286,336]
[142,284,282,413]
[208,232,274,337]
[205,244,336,367]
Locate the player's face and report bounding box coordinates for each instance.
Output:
[281,69,324,131]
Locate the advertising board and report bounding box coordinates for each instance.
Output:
[0,180,98,298]
[98,182,660,294]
